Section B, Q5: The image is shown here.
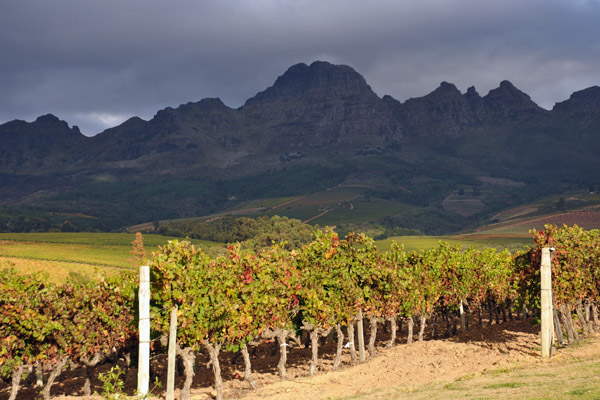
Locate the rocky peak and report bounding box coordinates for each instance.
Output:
[464,86,485,120]
[0,114,87,173]
[434,81,461,95]
[426,81,468,108]
[35,114,60,124]
[150,106,180,130]
[93,116,148,141]
[233,61,400,154]
[33,114,72,133]
[122,116,147,126]
[154,106,175,119]
[400,82,460,108]
[178,98,230,113]
[397,82,480,136]
[553,86,600,114]
[464,86,482,102]
[483,80,545,120]
[1,114,83,139]
[198,97,227,108]
[465,86,479,96]
[243,61,377,107]
[166,98,234,125]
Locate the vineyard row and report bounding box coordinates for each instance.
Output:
[1,224,599,400]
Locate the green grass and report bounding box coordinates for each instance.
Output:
[267,207,324,222]
[0,257,125,283]
[242,186,423,227]
[0,232,222,278]
[308,197,411,225]
[373,235,532,252]
[483,382,524,389]
[1,241,135,267]
[450,235,533,252]
[0,232,215,248]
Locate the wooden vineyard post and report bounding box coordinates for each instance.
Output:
[138,265,150,396]
[357,309,366,362]
[540,248,553,359]
[166,306,178,400]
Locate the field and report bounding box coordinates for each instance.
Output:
[157,188,600,243]
[191,184,419,226]
[0,232,220,282]
[474,191,600,235]
[262,187,410,225]
[0,257,119,283]
[473,210,600,236]
[0,231,534,284]
[376,234,533,253]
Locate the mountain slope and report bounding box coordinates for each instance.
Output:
[0,61,599,232]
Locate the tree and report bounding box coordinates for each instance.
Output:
[127,232,146,267]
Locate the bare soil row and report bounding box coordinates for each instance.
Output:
[1,318,551,400]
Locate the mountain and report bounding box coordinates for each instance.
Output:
[1,61,599,233]
[0,114,87,174]
[81,61,403,178]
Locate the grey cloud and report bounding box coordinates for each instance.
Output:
[1,0,599,134]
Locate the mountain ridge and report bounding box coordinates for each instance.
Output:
[1,60,599,232]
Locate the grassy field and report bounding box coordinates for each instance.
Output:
[0,240,135,267]
[0,232,216,247]
[0,257,124,283]
[0,232,221,281]
[345,340,600,400]
[376,235,533,252]
[473,210,600,235]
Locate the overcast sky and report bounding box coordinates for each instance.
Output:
[1,0,599,136]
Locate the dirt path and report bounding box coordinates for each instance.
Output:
[269,197,305,211]
[237,320,541,400]
[303,209,331,223]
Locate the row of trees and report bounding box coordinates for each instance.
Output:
[148,225,598,399]
[0,206,123,233]
[1,224,599,399]
[158,215,318,251]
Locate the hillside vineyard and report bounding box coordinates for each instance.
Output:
[2,225,599,399]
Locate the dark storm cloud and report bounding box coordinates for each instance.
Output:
[1,0,599,135]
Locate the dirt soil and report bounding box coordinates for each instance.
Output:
[236,320,541,400]
[1,319,578,400]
